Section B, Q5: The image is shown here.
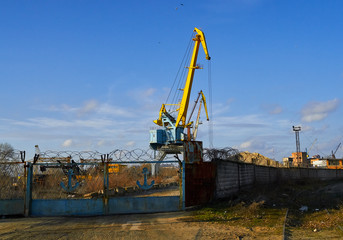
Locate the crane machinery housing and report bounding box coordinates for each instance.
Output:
[150,27,210,153]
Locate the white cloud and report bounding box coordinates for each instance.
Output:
[126,141,135,147]
[62,139,73,147]
[210,99,234,116]
[261,104,283,115]
[126,87,164,112]
[239,140,253,148]
[98,103,134,117]
[78,99,98,116]
[12,117,114,129]
[97,140,105,146]
[301,99,339,122]
[12,118,72,128]
[239,139,266,150]
[96,140,116,147]
[45,100,134,118]
[142,88,156,98]
[300,125,313,132]
[270,106,282,115]
[127,88,157,100]
[214,114,267,129]
[48,104,76,113]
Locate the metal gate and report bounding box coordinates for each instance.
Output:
[0,161,25,215]
[23,159,184,216]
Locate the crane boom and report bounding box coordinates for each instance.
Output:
[307,138,317,154]
[153,28,210,128]
[332,142,341,159]
[175,28,210,128]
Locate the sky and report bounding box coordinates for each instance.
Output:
[1,0,343,161]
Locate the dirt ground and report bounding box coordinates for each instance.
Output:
[0,211,271,240]
[2,180,343,240]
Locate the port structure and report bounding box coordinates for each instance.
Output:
[150,27,210,154]
[292,126,303,166]
[293,126,301,154]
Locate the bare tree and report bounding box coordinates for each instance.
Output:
[0,143,15,162]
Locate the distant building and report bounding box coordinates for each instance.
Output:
[310,158,343,169]
[283,152,308,167]
[291,152,309,167]
[310,159,327,168]
[282,157,293,167]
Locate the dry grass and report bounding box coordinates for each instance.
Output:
[27,163,180,197]
[194,200,285,231]
[301,207,343,230]
[108,164,178,189]
[192,180,343,238]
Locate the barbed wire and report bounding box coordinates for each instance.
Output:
[203,147,240,161]
[37,149,179,163]
[3,147,240,163]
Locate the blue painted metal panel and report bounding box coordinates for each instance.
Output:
[31,199,103,216]
[25,162,33,217]
[30,197,180,216]
[0,199,24,216]
[108,196,180,214]
[150,129,166,144]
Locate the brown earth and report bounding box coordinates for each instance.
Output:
[0,211,281,240]
[229,151,281,167]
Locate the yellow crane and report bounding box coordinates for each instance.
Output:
[150,28,210,150]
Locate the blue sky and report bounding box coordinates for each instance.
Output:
[1,0,343,161]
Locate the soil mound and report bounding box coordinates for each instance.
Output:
[229,151,281,167]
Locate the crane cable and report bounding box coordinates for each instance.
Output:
[171,33,194,112]
[165,32,195,113]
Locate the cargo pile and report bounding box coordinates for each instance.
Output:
[228,151,281,167]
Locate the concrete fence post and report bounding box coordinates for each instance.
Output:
[237,163,240,191]
[268,167,271,184]
[253,164,256,185]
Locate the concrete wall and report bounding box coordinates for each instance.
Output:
[214,159,343,199]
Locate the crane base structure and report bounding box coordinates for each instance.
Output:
[149,127,184,151]
[151,141,203,176]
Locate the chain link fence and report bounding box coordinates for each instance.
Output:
[2,147,237,201]
[0,150,25,199]
[31,162,103,199]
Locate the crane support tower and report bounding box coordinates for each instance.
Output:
[150,28,210,153]
[293,126,301,154]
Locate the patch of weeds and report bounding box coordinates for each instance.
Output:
[301,205,343,231]
[193,200,285,229]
